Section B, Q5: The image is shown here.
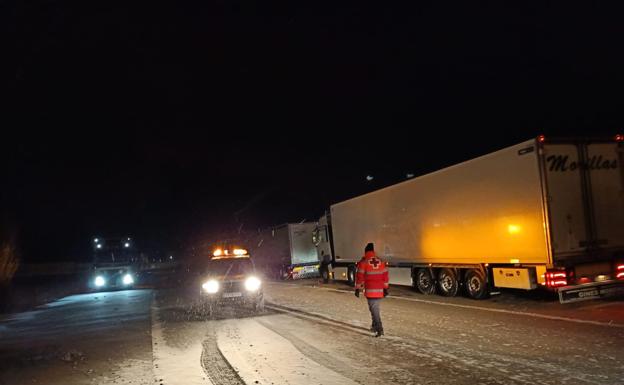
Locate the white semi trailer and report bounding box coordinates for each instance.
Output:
[313,136,624,303]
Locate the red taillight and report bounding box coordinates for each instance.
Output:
[616,264,624,280]
[615,134,624,142]
[544,270,568,288]
[537,134,546,143]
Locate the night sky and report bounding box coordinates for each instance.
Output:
[4,2,623,262]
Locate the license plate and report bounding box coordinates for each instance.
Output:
[559,282,624,303]
[222,292,242,298]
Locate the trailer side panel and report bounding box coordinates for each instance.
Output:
[331,139,550,265]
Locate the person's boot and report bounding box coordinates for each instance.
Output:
[374,329,384,337]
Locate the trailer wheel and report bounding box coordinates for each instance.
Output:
[414,268,436,295]
[347,265,356,287]
[437,268,459,297]
[464,269,489,299]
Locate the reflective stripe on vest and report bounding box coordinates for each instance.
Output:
[366,288,384,293]
[365,270,387,275]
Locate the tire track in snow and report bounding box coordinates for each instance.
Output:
[256,317,371,385]
[151,297,213,385]
[318,287,624,329]
[267,303,615,385]
[200,326,245,385]
[215,318,359,385]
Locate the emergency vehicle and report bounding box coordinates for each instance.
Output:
[198,247,264,315]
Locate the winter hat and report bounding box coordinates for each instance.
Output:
[364,243,374,253]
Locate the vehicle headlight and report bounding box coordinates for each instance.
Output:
[123,274,134,285]
[95,276,106,287]
[202,280,219,294]
[244,276,261,291]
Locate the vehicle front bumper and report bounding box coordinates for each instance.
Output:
[199,289,263,304]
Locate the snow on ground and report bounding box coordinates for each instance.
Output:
[262,280,624,385]
[95,358,153,385]
[0,289,155,385]
[151,305,211,385]
[216,317,359,385]
[3,279,623,385]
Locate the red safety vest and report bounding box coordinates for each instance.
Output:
[355,251,389,298]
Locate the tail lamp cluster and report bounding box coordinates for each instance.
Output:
[617,263,624,280]
[544,270,568,288]
[545,263,624,288]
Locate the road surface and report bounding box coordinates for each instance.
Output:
[1,279,623,385]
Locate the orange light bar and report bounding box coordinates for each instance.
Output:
[213,249,223,257]
[212,254,250,260]
[233,248,248,256]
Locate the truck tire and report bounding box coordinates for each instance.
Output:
[414,268,436,295]
[347,265,357,287]
[437,268,459,297]
[464,269,489,299]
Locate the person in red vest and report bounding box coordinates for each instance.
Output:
[355,242,389,337]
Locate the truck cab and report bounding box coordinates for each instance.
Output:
[313,213,335,282]
[90,237,138,291]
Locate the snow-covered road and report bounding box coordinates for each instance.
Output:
[1,279,623,385]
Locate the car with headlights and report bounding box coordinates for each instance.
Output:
[199,248,264,315]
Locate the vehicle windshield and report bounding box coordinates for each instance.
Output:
[206,258,255,277]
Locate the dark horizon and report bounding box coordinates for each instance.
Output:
[2,128,618,263]
[4,2,624,262]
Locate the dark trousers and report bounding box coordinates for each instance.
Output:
[367,298,383,332]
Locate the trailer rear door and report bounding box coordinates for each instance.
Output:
[586,143,624,251]
[543,141,624,261]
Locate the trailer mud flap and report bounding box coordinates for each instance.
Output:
[559,281,624,304]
